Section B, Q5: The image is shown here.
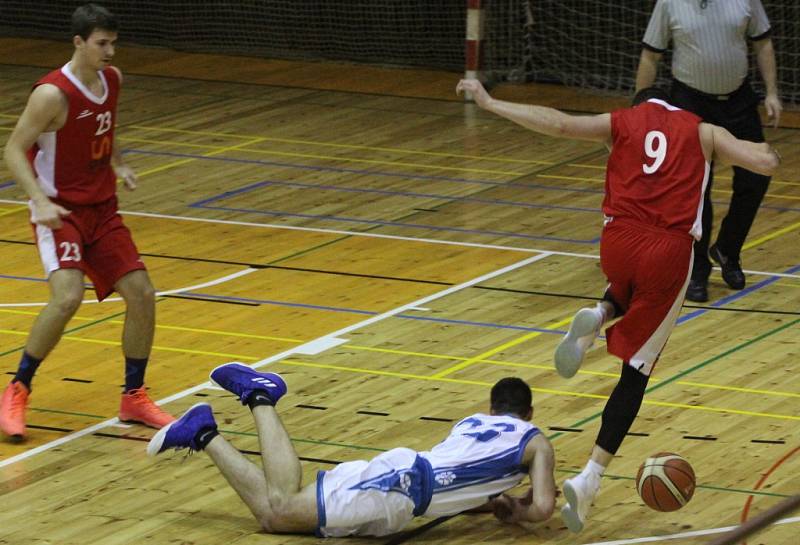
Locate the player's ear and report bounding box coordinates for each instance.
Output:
[73,35,84,49]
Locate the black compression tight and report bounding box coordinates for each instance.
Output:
[596,362,650,455]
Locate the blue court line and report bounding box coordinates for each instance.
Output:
[2,271,794,340]
[189,203,601,244]
[0,273,47,283]
[0,273,94,288]
[0,274,563,334]
[190,179,601,213]
[124,148,800,213]
[676,264,800,325]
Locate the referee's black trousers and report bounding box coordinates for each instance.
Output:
[669,79,770,282]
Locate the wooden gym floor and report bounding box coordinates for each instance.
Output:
[0,38,798,545]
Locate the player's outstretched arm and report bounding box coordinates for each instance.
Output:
[3,84,71,228]
[523,434,556,522]
[704,123,780,176]
[456,79,611,144]
[493,433,556,525]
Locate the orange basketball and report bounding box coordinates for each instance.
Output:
[636,452,695,511]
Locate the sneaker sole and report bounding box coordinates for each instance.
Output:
[554,309,600,379]
[561,504,584,533]
[561,480,585,533]
[0,420,25,440]
[209,362,286,403]
[146,402,210,457]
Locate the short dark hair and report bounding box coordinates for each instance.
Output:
[632,87,671,106]
[71,3,118,40]
[490,377,532,417]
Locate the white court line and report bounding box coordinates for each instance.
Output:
[0,252,551,469]
[3,199,795,279]
[0,198,597,260]
[0,268,257,308]
[583,515,800,545]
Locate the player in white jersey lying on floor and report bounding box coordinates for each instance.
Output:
[148,363,556,536]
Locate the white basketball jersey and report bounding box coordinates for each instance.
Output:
[419,413,540,516]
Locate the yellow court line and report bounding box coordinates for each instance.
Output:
[128,124,554,166]
[677,381,800,399]
[643,399,800,421]
[124,134,524,177]
[4,114,800,183]
[5,311,800,397]
[431,315,575,378]
[135,136,266,178]
[537,174,604,183]
[119,136,220,150]
[0,206,27,217]
[566,163,605,170]
[11,121,797,184]
[742,220,800,251]
[5,327,794,419]
[723,177,800,187]
[537,173,800,196]
[713,188,800,201]
[0,328,259,361]
[773,280,800,288]
[279,359,799,421]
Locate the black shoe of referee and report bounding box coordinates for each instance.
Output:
[685,278,708,303]
[710,243,745,290]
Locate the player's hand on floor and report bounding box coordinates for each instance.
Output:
[491,493,527,524]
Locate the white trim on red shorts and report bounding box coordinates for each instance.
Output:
[628,253,694,376]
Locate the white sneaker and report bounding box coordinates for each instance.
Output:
[554,307,603,378]
[561,473,600,533]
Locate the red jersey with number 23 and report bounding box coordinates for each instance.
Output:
[28,63,119,206]
[603,99,709,240]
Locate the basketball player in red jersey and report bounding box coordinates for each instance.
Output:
[456,79,779,533]
[1,4,174,440]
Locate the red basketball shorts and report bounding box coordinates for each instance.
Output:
[32,196,146,301]
[600,218,693,376]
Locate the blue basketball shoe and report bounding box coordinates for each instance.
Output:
[147,402,217,456]
[210,362,287,406]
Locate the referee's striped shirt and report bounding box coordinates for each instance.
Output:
[643,0,771,95]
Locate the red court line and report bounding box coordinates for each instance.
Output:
[740,445,800,545]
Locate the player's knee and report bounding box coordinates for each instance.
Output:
[259,495,300,533]
[138,281,156,304]
[121,276,155,306]
[52,288,84,316]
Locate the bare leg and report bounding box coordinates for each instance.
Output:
[114,270,155,359]
[252,405,303,495]
[204,408,317,533]
[204,434,271,523]
[25,269,85,358]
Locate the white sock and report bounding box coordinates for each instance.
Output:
[580,459,606,482]
[593,303,609,325]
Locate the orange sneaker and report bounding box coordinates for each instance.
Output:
[119,387,176,429]
[0,381,30,439]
